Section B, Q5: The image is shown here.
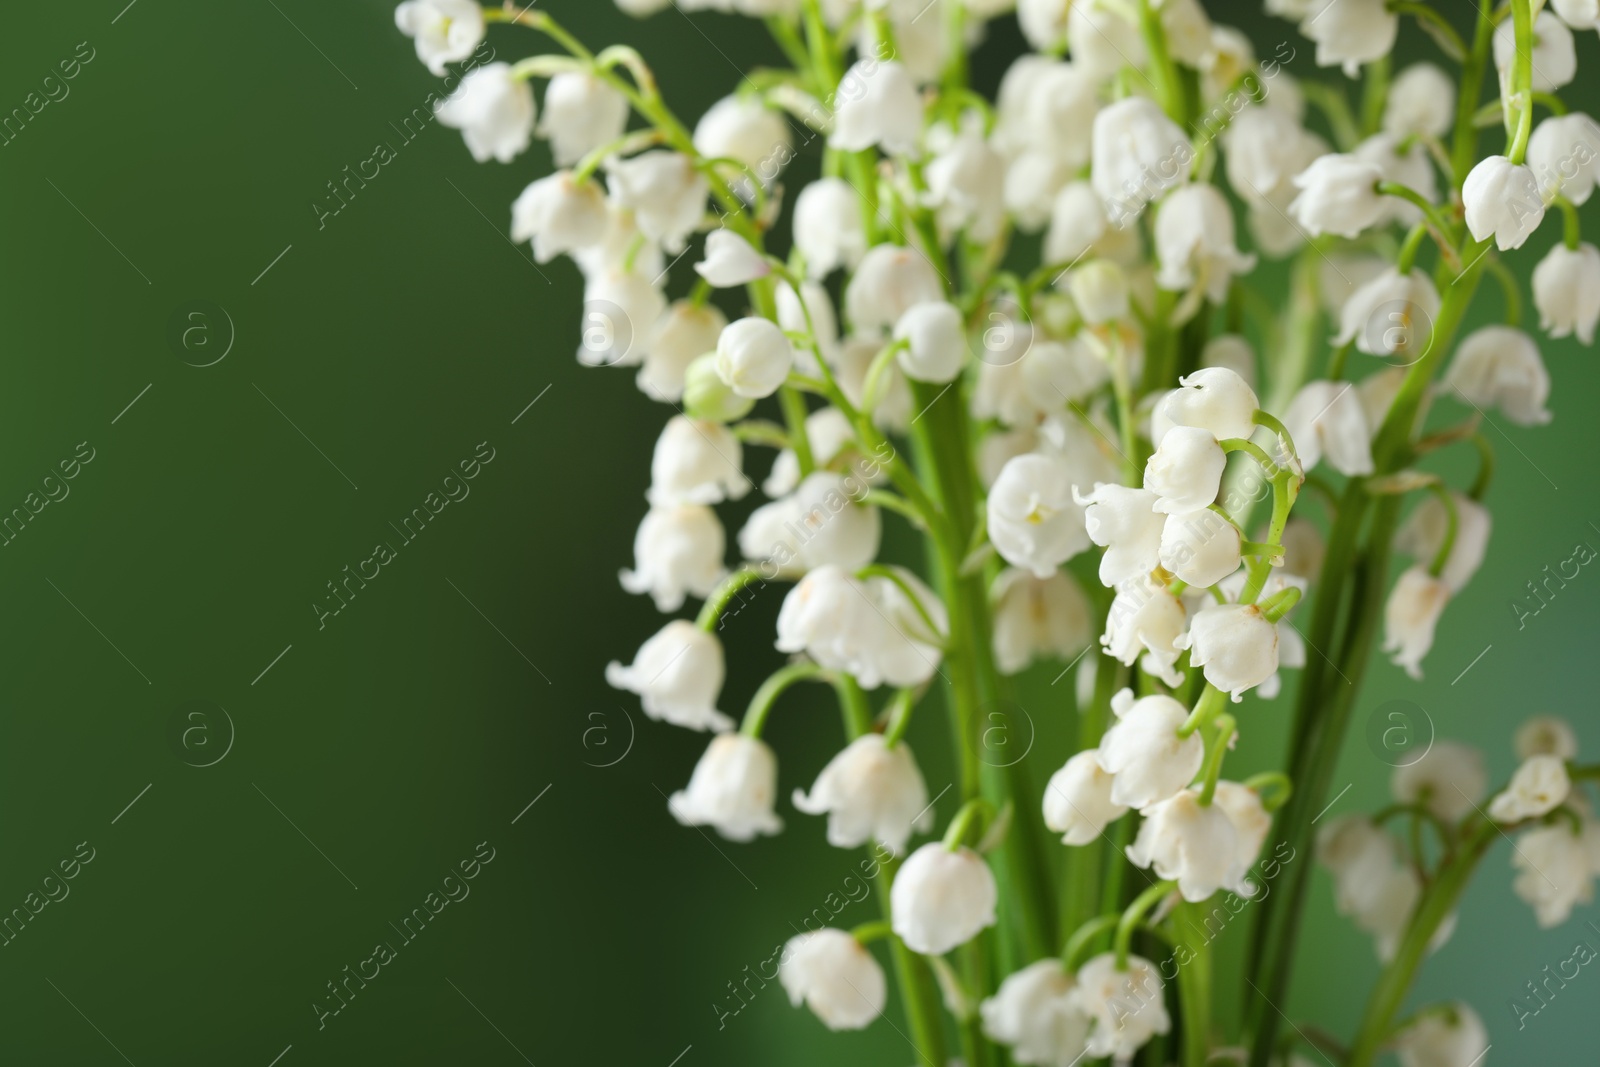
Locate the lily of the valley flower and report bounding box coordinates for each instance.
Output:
[1281,380,1375,476]
[779,929,887,1031]
[1493,10,1577,92]
[988,453,1091,578]
[1091,97,1191,221]
[435,62,537,163]
[890,843,999,955]
[1154,184,1256,305]
[648,415,748,506]
[618,504,726,612]
[1155,367,1259,443]
[606,620,733,732]
[1513,822,1597,927]
[1533,241,1600,344]
[1382,565,1451,680]
[1178,602,1280,701]
[1044,750,1129,846]
[1395,1004,1490,1067]
[539,71,629,167]
[395,0,485,76]
[510,172,609,264]
[1101,575,1189,687]
[606,151,710,254]
[831,58,923,156]
[1128,787,1254,901]
[795,177,869,279]
[1527,112,1600,205]
[1143,426,1227,515]
[793,734,933,855]
[844,244,946,335]
[1300,0,1397,76]
[693,95,792,191]
[1488,755,1572,823]
[1334,267,1442,361]
[1075,484,1166,586]
[980,960,1091,1067]
[668,733,784,840]
[639,301,727,403]
[695,230,772,288]
[894,301,968,383]
[1289,154,1387,239]
[1517,716,1580,761]
[990,568,1094,676]
[1442,325,1552,426]
[1395,491,1492,594]
[1159,509,1243,589]
[1383,63,1455,140]
[1463,155,1546,252]
[716,317,794,399]
[1075,952,1171,1061]
[1097,690,1205,809]
[1391,739,1487,824]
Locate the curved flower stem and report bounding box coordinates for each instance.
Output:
[740,661,828,737]
[1178,684,1227,739]
[1484,255,1523,324]
[1344,822,1497,1067]
[1062,914,1121,970]
[943,797,995,850]
[1425,483,1459,577]
[1219,438,1280,476]
[1388,2,1468,59]
[697,567,768,631]
[850,918,894,944]
[1114,880,1177,969]
[1508,0,1535,163]
[1554,195,1583,250]
[1196,714,1237,807]
[882,687,918,748]
[1242,772,1293,812]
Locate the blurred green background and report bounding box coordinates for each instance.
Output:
[0,1,1593,1063]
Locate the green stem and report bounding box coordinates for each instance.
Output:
[1196,714,1237,807]
[1508,0,1535,163]
[1425,483,1459,578]
[1062,914,1121,970]
[1114,880,1177,969]
[1171,900,1215,1067]
[1448,3,1498,189]
[1555,196,1583,250]
[741,662,827,737]
[1469,433,1495,500]
[697,567,766,630]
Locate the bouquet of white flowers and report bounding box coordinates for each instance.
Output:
[396,1,1600,1063]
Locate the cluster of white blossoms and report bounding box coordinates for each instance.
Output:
[397,0,1600,1064]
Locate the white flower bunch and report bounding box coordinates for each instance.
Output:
[397,1,1600,1065]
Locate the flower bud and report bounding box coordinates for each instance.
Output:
[890,843,998,955]
[1159,509,1243,588]
[668,733,783,840]
[1463,155,1546,252]
[779,929,887,1030]
[618,504,726,612]
[893,301,967,383]
[434,63,536,163]
[793,734,933,854]
[606,620,733,732]
[716,317,794,399]
[539,71,629,166]
[1533,241,1600,344]
[682,353,755,422]
[1143,426,1226,515]
[1156,367,1259,443]
[1043,750,1128,845]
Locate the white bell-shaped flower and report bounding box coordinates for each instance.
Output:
[991,568,1094,676]
[1225,107,1325,210]
[435,62,536,163]
[574,203,663,281]
[1463,155,1546,252]
[1334,266,1442,361]
[1513,823,1596,927]
[1441,325,1552,426]
[538,71,629,167]
[1016,0,1072,51]
[1391,739,1487,824]
[1281,380,1374,476]
[619,504,726,612]
[1178,602,1279,701]
[579,266,666,368]
[795,177,869,279]
[1075,952,1171,1061]
[1289,153,1386,238]
[1067,261,1132,326]
[1128,787,1253,901]
[649,415,748,506]
[980,960,1092,1067]
[1159,509,1243,588]
[639,301,727,403]
[1301,0,1397,77]
[510,172,609,264]
[1527,112,1600,205]
[988,453,1090,578]
[764,408,876,498]
[1382,63,1454,139]
[1494,11,1577,92]
[1213,781,1272,875]
[789,471,882,570]
[688,226,768,289]
[1044,750,1129,846]
[831,58,923,156]
[1357,865,1451,963]
[1382,565,1451,680]
[1156,367,1259,443]
[1075,484,1166,587]
[1045,181,1110,266]
[1068,1,1147,82]
[1143,426,1226,515]
[1395,1004,1489,1067]
[395,0,485,76]
[1553,0,1600,30]
[1155,185,1256,304]
[776,564,882,667]
[716,317,794,399]
[925,112,1007,242]
[606,151,709,254]
[1489,755,1572,823]
[1533,241,1600,344]
[693,95,791,191]
[779,929,886,1031]
[794,734,933,855]
[845,244,946,335]
[1101,576,1189,687]
[606,620,733,732]
[1395,490,1491,594]
[1200,335,1257,389]
[668,733,783,840]
[863,565,949,689]
[1354,133,1438,228]
[1097,690,1204,809]
[1517,716,1580,761]
[890,843,999,955]
[894,301,967,383]
[1317,815,1400,917]
[1090,97,1190,221]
